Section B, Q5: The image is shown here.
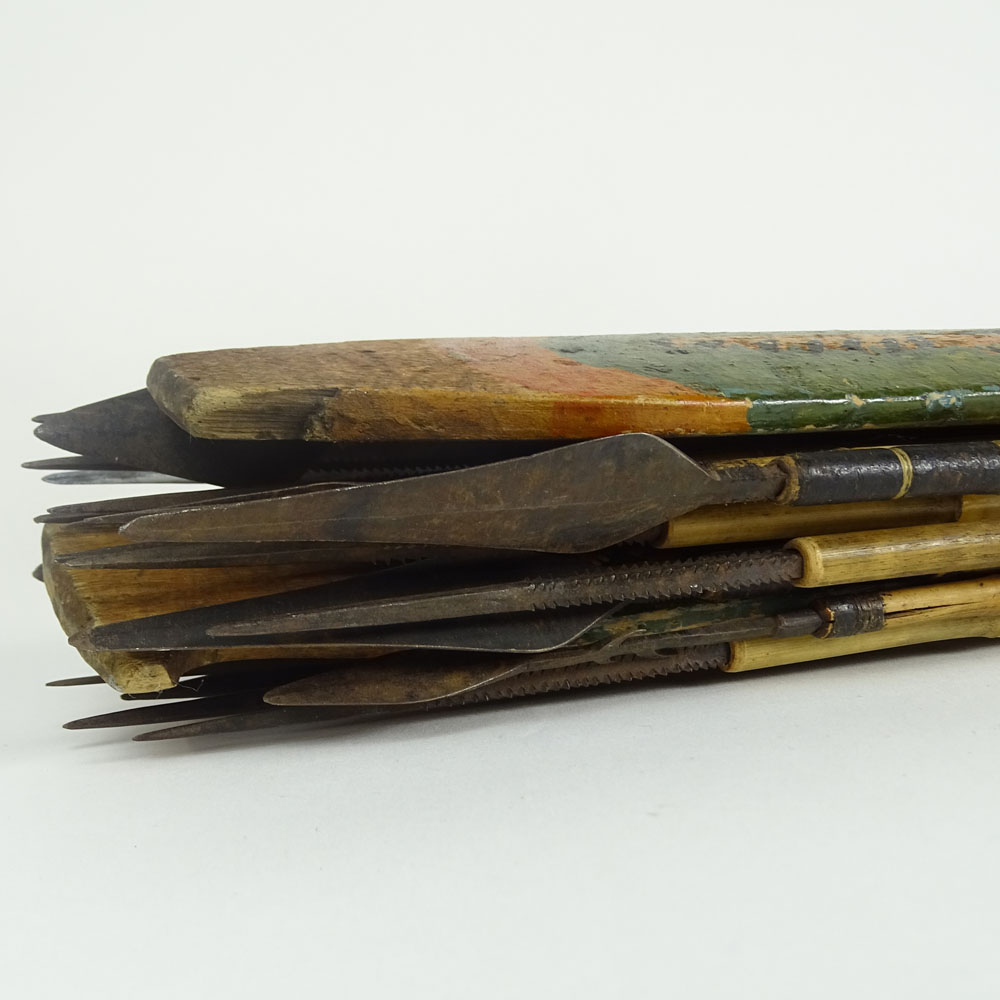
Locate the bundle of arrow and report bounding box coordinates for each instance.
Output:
[28,332,1000,741]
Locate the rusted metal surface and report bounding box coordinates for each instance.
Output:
[46,675,107,687]
[116,435,726,552]
[23,456,141,472]
[115,434,1000,555]
[43,471,195,486]
[55,541,474,571]
[32,389,560,487]
[263,642,732,708]
[58,581,947,737]
[30,333,1000,746]
[131,707,376,741]
[210,548,805,636]
[64,643,731,736]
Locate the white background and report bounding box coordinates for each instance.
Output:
[2,1,999,997]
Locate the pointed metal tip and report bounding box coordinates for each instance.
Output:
[42,470,195,486]
[47,675,106,687]
[32,564,45,582]
[133,727,192,742]
[130,706,357,740]
[67,629,93,650]
[33,421,65,443]
[261,690,301,706]
[61,694,258,729]
[65,712,137,730]
[63,717,104,730]
[24,456,139,473]
[31,412,61,424]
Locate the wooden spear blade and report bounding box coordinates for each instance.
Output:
[119,434,721,554]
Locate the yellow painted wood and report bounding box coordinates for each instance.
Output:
[788,521,1000,588]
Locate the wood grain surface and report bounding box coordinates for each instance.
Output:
[40,523,387,693]
[147,330,1000,441]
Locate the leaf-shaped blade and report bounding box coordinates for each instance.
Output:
[121,434,719,554]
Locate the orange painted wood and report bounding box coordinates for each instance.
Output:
[147,331,1000,441]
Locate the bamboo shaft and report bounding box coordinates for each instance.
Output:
[789,521,1000,588]
[727,585,1000,673]
[881,575,1000,613]
[658,494,1000,549]
[961,495,1000,521]
[658,496,961,548]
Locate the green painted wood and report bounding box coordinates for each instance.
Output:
[148,330,1000,440]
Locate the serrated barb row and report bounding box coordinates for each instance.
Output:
[516,548,804,611]
[438,644,731,706]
